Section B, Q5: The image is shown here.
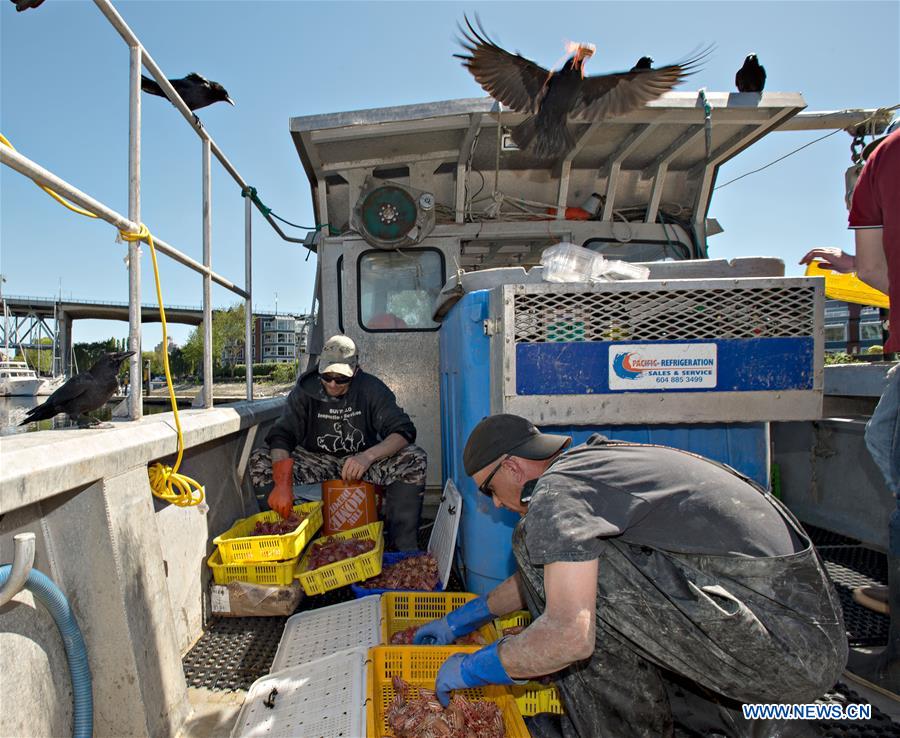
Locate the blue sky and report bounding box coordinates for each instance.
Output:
[1,0,898,348]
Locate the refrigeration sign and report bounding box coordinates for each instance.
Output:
[609,343,717,390]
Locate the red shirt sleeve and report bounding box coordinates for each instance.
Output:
[848,155,883,229]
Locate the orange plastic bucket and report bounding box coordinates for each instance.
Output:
[321,479,382,535]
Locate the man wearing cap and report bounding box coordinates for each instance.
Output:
[800,123,899,692]
[415,414,846,737]
[248,335,426,550]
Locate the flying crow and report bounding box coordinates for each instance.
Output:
[630,56,654,71]
[140,73,235,111]
[735,54,766,92]
[10,0,45,10]
[20,351,134,427]
[456,16,710,158]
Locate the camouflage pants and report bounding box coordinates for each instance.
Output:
[248,444,427,488]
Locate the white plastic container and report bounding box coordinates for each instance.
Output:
[540,242,607,283]
[598,259,650,281]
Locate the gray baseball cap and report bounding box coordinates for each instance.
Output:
[319,335,358,377]
[463,414,571,477]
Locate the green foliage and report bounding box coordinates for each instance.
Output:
[181,303,247,376]
[73,338,122,372]
[824,352,857,365]
[15,345,54,373]
[270,362,299,384]
[224,363,280,380]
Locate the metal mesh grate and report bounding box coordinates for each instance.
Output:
[513,285,816,343]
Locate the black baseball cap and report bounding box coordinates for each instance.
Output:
[463,414,571,476]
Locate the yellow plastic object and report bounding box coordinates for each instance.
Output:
[206,548,299,586]
[494,611,565,716]
[295,521,384,595]
[380,591,498,646]
[213,502,323,564]
[366,645,529,738]
[805,261,889,308]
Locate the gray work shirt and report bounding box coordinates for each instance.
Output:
[522,435,802,564]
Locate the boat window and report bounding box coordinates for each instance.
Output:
[357,249,444,332]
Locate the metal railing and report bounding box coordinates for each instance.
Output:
[0,0,309,419]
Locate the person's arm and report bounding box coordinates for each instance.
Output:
[486,572,527,617]
[433,560,597,705]
[341,432,408,481]
[413,573,524,645]
[497,559,597,678]
[855,229,889,294]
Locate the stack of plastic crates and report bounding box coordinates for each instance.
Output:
[495,610,564,716]
[206,501,323,586]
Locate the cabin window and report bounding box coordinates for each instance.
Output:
[357,249,444,332]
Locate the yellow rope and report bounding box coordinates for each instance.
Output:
[119,225,204,507]
[0,133,100,218]
[1,130,205,506]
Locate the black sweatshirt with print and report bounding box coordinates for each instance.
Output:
[265,366,416,457]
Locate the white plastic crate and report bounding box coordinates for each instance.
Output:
[428,479,462,591]
[231,649,367,738]
[269,595,382,672]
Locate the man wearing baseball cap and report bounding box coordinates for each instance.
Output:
[248,334,426,550]
[416,414,846,736]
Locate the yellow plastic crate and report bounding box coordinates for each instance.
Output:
[494,611,565,717]
[380,591,498,646]
[366,645,529,737]
[295,521,384,596]
[805,261,889,308]
[213,501,323,564]
[206,547,299,586]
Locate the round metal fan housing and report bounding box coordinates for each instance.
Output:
[359,185,418,245]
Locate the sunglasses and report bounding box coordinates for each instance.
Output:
[478,454,510,496]
[320,373,353,385]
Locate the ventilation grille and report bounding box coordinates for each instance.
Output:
[513,286,816,343]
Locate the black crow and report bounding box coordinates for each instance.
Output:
[456,15,710,159]
[140,73,235,111]
[20,351,134,427]
[630,56,654,71]
[735,54,766,92]
[10,0,45,10]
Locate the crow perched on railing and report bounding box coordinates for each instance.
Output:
[455,15,710,159]
[735,54,766,92]
[140,73,235,112]
[19,351,134,427]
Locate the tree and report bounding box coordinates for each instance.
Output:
[73,338,119,373]
[181,303,247,379]
[16,337,53,374]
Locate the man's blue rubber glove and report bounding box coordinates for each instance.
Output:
[435,641,516,707]
[413,595,493,645]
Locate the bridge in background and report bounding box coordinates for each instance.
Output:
[1,295,203,375]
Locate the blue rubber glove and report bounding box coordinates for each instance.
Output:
[413,595,493,645]
[435,641,516,707]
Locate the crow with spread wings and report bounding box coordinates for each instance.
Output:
[456,16,710,159]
